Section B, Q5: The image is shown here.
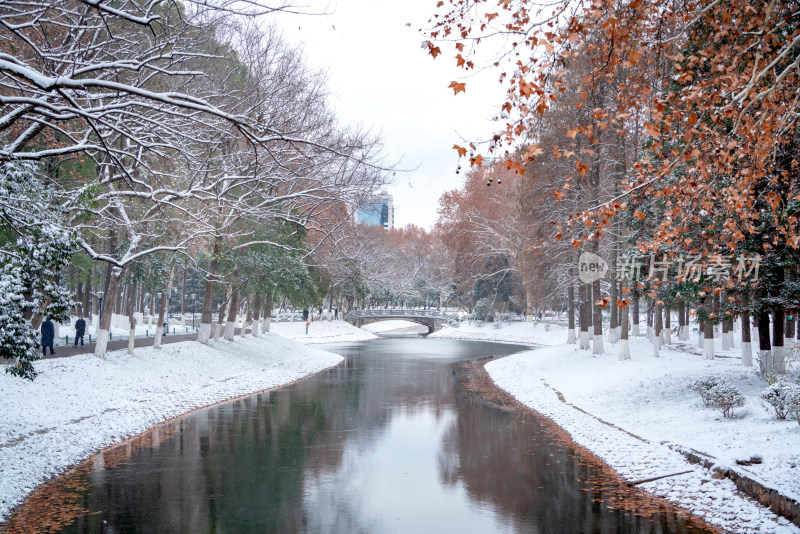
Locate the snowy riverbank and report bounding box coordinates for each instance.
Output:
[0,332,346,521]
[435,320,800,533]
[269,318,379,343]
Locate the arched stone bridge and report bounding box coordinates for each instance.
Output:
[343,309,453,333]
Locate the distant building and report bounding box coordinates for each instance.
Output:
[357,189,394,229]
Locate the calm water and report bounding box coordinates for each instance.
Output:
[4,337,713,533]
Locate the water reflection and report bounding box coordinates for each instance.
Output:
[2,338,715,533]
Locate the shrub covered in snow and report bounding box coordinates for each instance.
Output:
[706,382,746,418]
[690,375,723,407]
[761,381,800,420]
[781,385,800,427]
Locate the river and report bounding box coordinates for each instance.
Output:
[3,336,714,533]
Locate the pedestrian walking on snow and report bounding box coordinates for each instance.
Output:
[41,316,55,356]
[74,316,86,346]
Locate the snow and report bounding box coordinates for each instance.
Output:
[360,319,426,333]
[434,320,800,533]
[0,332,345,520]
[269,318,379,343]
[429,319,551,345]
[3,316,799,532]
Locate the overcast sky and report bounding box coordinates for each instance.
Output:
[273,0,504,230]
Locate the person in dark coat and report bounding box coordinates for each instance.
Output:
[74,316,86,346]
[41,316,55,355]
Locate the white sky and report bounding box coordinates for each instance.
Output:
[273,0,505,230]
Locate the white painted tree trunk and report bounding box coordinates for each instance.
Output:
[128,328,135,355]
[224,321,236,341]
[618,339,630,361]
[579,330,590,349]
[567,328,576,344]
[758,350,772,378]
[262,316,271,333]
[607,327,618,344]
[154,326,163,349]
[664,329,671,345]
[653,335,660,357]
[592,334,604,355]
[213,323,222,342]
[632,324,640,337]
[94,329,109,359]
[773,346,786,374]
[703,338,715,360]
[198,323,211,344]
[741,342,752,366]
[721,331,732,350]
[697,330,704,348]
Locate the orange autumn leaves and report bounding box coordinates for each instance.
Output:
[428,0,800,255]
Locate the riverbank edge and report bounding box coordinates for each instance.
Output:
[459,357,724,533]
[483,348,799,534]
[0,334,349,526]
[0,357,345,531]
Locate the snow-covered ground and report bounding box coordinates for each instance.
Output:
[429,319,553,345]
[269,318,378,343]
[435,320,800,533]
[0,331,346,521]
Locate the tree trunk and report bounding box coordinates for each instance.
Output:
[239,297,250,338]
[95,266,124,358]
[772,306,786,374]
[703,295,714,360]
[677,301,686,341]
[664,304,671,345]
[785,309,795,356]
[632,288,640,336]
[619,279,630,361]
[127,275,136,355]
[224,279,240,342]
[525,284,535,322]
[262,292,273,333]
[252,293,263,338]
[153,262,175,349]
[579,283,590,349]
[214,286,230,342]
[609,261,618,344]
[567,280,576,344]
[721,291,731,350]
[84,268,92,324]
[741,308,752,366]
[758,309,772,378]
[653,303,662,357]
[198,237,220,344]
[76,280,84,318]
[592,277,603,354]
